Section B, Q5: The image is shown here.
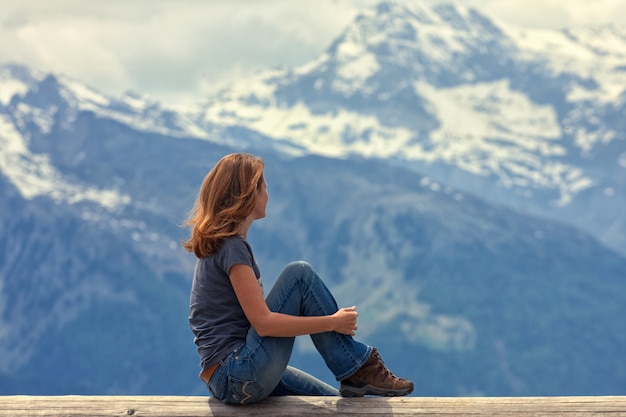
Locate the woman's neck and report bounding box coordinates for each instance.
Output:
[238,215,254,239]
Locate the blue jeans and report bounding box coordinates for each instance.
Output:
[206,261,372,404]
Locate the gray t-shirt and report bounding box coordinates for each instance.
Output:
[188,236,262,371]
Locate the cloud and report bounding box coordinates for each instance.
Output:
[475,0,626,29]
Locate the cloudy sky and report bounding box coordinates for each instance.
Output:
[2,0,625,107]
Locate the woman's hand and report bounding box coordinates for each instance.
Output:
[231,263,362,337]
[332,306,358,336]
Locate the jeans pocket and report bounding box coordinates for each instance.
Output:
[226,375,264,404]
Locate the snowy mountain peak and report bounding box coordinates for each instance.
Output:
[1,63,213,140]
[0,63,299,211]
[328,1,506,89]
[366,1,481,30]
[0,65,136,210]
[196,1,626,210]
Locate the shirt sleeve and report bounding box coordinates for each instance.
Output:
[216,237,255,277]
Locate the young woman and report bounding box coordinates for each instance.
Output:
[182,153,413,404]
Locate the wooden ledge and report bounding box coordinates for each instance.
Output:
[1,395,625,416]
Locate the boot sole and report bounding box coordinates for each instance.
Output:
[340,383,414,397]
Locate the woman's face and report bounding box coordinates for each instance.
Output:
[253,178,269,220]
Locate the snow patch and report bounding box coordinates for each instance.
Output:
[0,79,29,106]
[505,24,626,104]
[413,80,592,203]
[333,32,381,95]
[15,103,57,134]
[60,77,111,108]
[0,115,130,210]
[204,97,414,159]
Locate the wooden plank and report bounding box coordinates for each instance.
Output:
[0,395,625,417]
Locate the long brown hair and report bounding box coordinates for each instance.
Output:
[182,153,265,258]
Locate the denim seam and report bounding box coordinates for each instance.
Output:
[336,345,373,381]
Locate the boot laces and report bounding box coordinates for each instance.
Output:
[372,349,400,381]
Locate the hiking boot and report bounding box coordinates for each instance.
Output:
[340,348,414,397]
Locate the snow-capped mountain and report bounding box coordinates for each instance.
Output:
[1,0,626,397]
[0,63,306,213]
[195,1,626,255]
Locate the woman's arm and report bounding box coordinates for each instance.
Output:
[229,264,358,338]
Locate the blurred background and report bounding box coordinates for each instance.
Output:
[1,0,625,396]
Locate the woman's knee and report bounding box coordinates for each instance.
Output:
[279,261,312,278]
[284,260,313,273]
[277,261,316,286]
